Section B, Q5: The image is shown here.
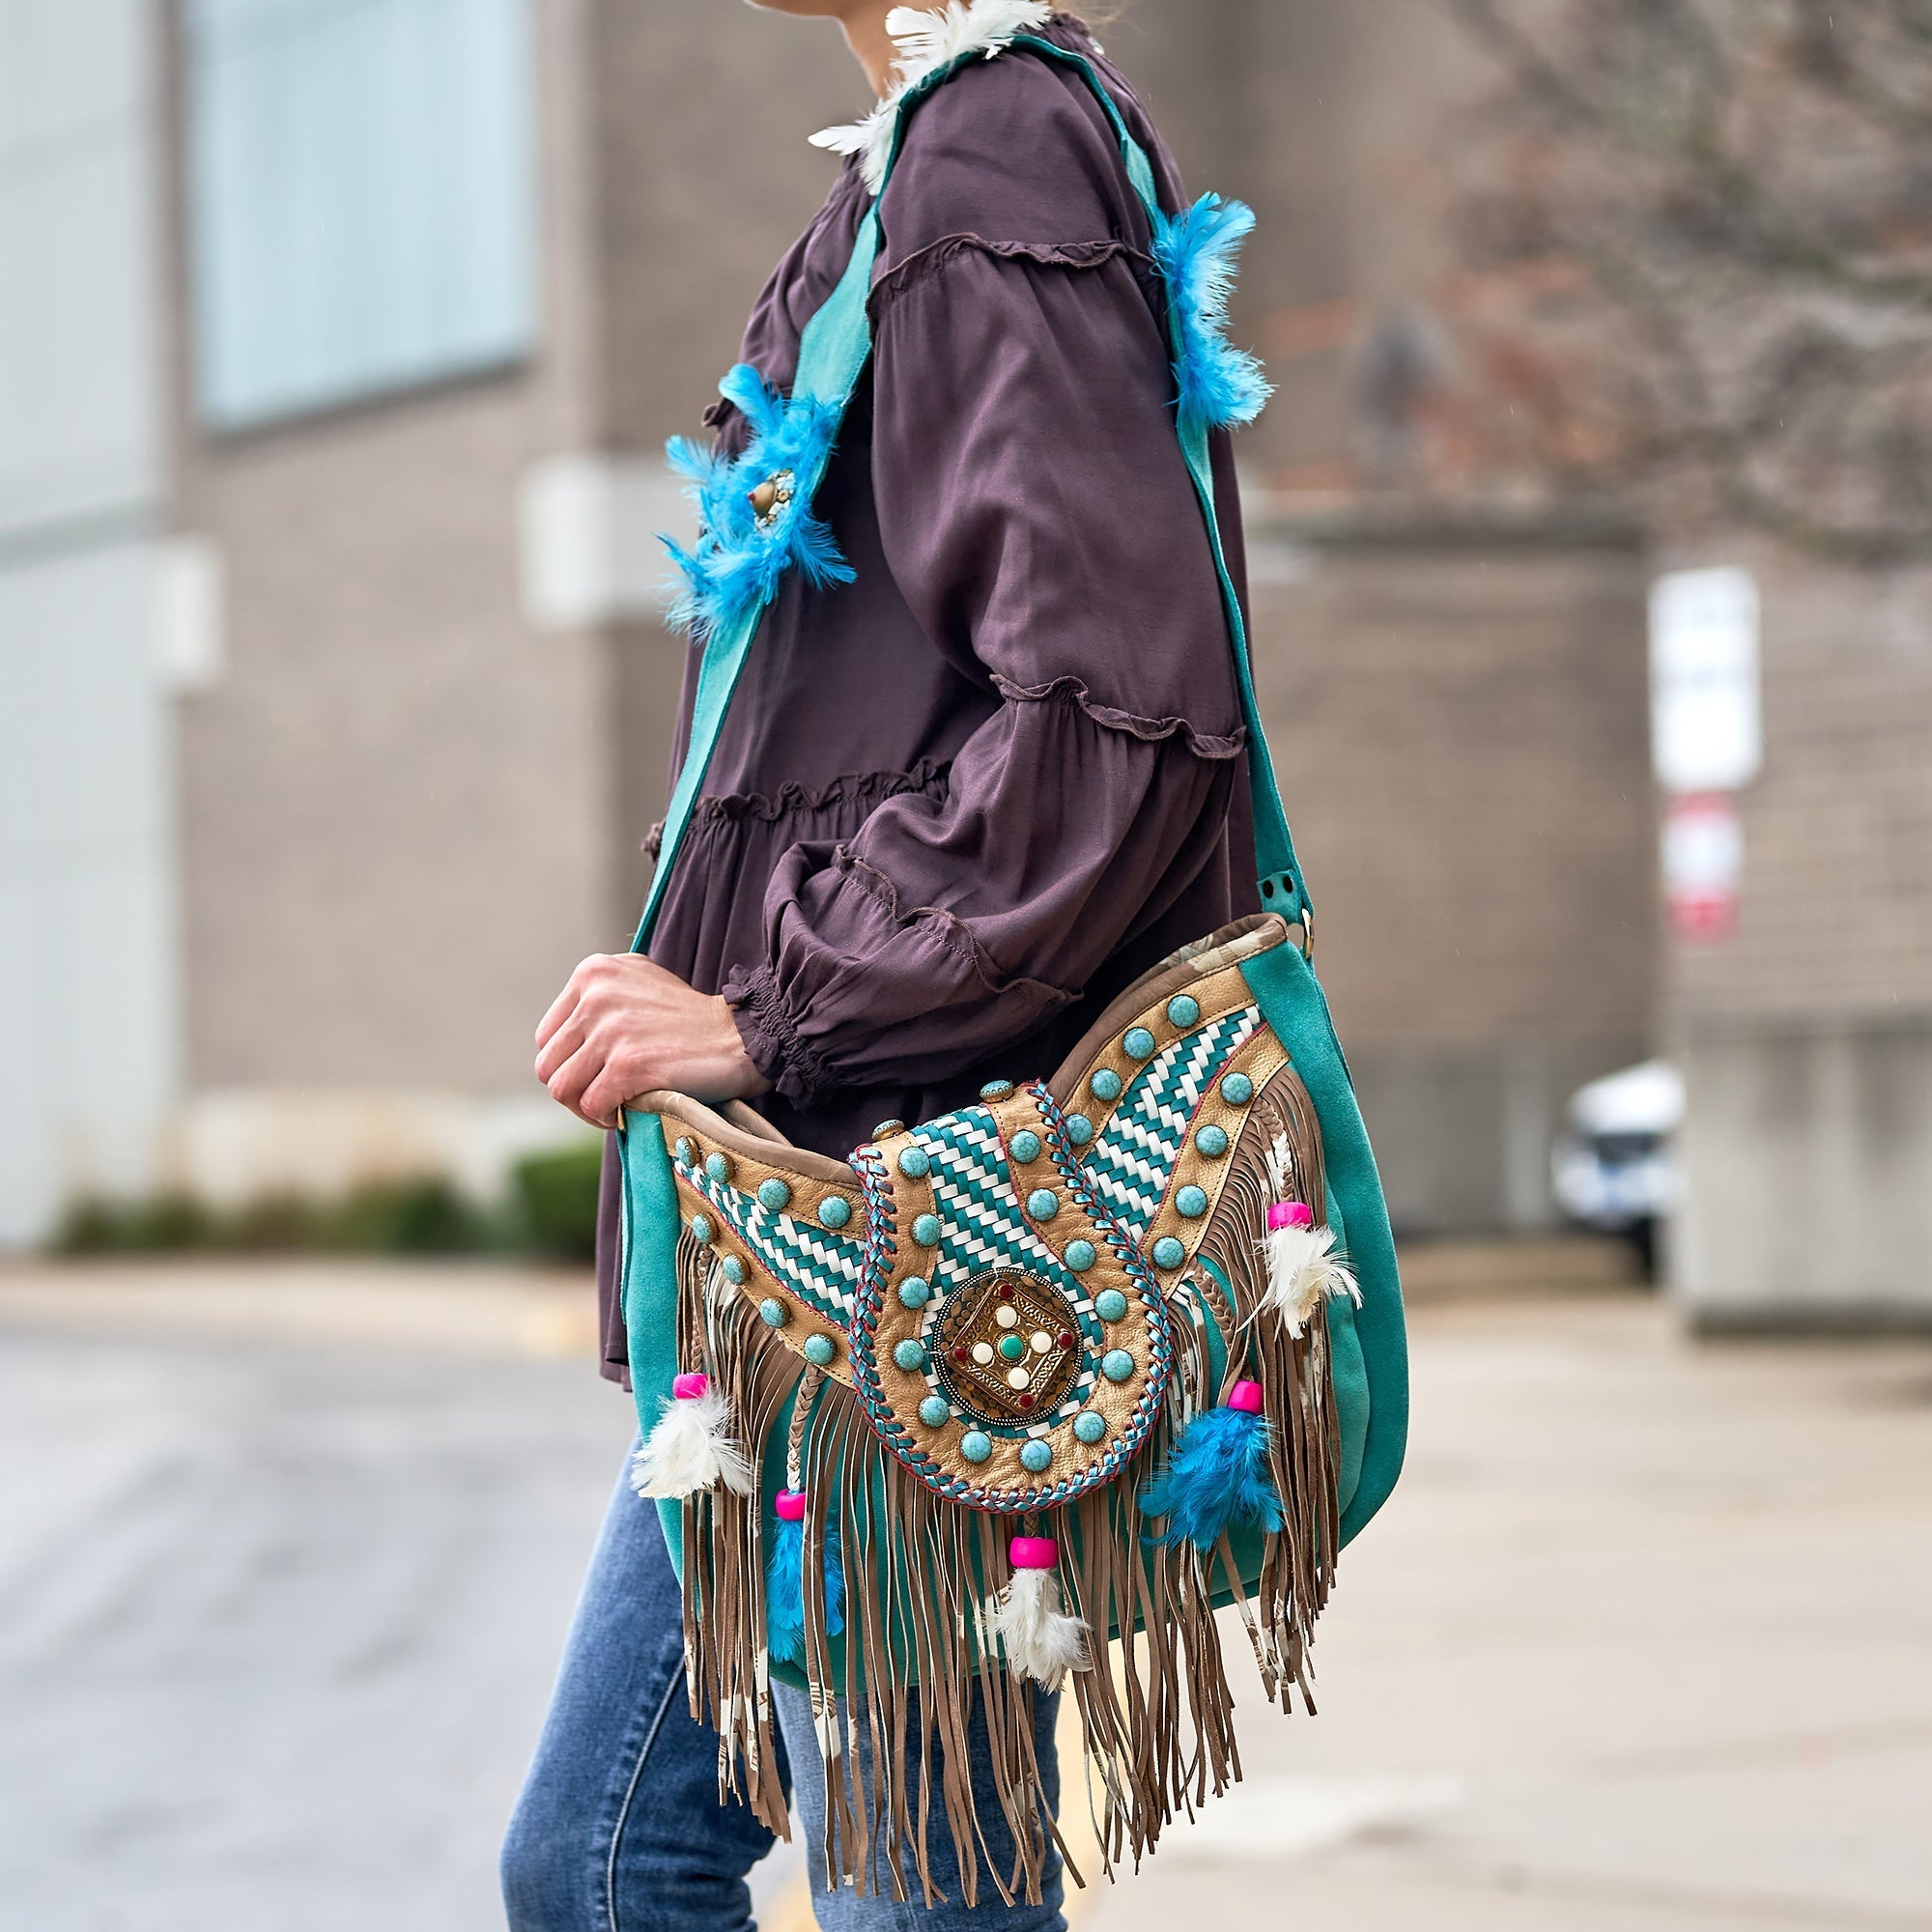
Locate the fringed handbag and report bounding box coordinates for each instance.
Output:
[615,17,1408,1905]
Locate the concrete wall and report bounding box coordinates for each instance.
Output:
[1675,1021,1932,1328]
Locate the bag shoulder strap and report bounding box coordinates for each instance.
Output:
[635,38,1309,952]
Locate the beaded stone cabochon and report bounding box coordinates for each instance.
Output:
[621,915,1378,1899]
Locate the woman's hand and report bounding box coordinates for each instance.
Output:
[535,954,770,1128]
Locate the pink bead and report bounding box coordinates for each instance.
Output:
[775,1489,808,1521]
[671,1371,710,1402]
[1226,1379,1265,1414]
[1267,1200,1315,1232]
[1009,1535,1059,1571]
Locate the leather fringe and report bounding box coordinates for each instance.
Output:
[663,1064,1341,1896]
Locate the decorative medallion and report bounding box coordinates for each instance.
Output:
[930,1270,1083,1424]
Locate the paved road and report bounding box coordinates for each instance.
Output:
[0,1263,639,1932]
[3,1263,1929,1931]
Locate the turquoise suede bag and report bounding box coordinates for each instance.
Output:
[614,30,1407,1903]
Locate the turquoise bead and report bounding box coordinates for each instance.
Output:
[1220,1072,1254,1105]
[980,1079,1014,1100]
[1195,1123,1230,1158]
[898,1277,929,1309]
[871,1119,905,1139]
[894,1339,926,1372]
[1091,1068,1122,1102]
[689,1214,714,1244]
[1101,1349,1136,1383]
[674,1137,694,1163]
[756,1177,791,1212]
[817,1195,852,1230]
[1009,1129,1041,1163]
[1122,1027,1156,1061]
[758,1297,788,1328]
[998,1332,1026,1362]
[804,1334,836,1368]
[1064,1238,1097,1273]
[1020,1439,1053,1475]
[1026,1189,1059,1222]
[1065,1113,1094,1146]
[918,1395,951,1427]
[897,1146,931,1179]
[960,1431,993,1464]
[722,1255,747,1285]
[1176,1185,1209,1219]
[1094,1288,1128,1321]
[1166,994,1201,1028]
[912,1213,942,1247]
[1151,1236,1185,1269]
[1073,1411,1107,1445]
[705,1151,732,1184]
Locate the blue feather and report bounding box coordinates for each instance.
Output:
[659,363,856,639]
[765,1514,806,1661]
[765,1514,845,1663]
[1136,1404,1284,1552]
[1150,194,1274,437]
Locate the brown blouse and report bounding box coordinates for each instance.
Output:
[597,14,1260,1381]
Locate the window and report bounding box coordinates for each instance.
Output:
[186,0,537,430]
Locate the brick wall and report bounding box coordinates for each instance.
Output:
[1248,517,1658,1229]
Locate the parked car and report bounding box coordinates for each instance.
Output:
[1550,1060,1684,1276]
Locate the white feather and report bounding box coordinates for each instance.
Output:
[810,0,1053,192]
[1261,1221,1362,1339]
[630,1383,756,1500]
[992,1566,1090,1690]
[883,0,1053,71]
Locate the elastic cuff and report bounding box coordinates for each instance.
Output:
[722,962,836,1112]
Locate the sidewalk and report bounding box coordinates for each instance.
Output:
[1085,1292,1932,1932]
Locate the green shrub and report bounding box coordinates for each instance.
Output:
[221,1192,325,1251]
[55,1193,213,1253]
[333,1177,492,1253]
[54,1176,494,1257]
[512,1142,605,1261]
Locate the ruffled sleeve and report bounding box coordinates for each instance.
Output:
[720,226,1250,1109]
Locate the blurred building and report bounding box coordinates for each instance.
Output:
[0,0,1663,1244]
[1,2,180,1243]
[1664,540,1932,1327]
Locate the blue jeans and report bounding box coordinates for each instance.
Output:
[501,1453,1065,1932]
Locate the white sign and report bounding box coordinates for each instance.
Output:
[518,454,692,632]
[1649,567,1761,791]
[153,537,227,693]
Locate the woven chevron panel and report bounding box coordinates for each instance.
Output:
[1079,1007,1262,1237]
[670,1147,865,1323]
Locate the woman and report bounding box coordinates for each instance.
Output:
[504,4,1260,1925]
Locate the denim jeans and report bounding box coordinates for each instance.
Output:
[501,1451,1065,1932]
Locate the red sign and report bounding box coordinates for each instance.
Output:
[1662,792,1743,942]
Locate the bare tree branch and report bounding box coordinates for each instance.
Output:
[1437,0,1932,559]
